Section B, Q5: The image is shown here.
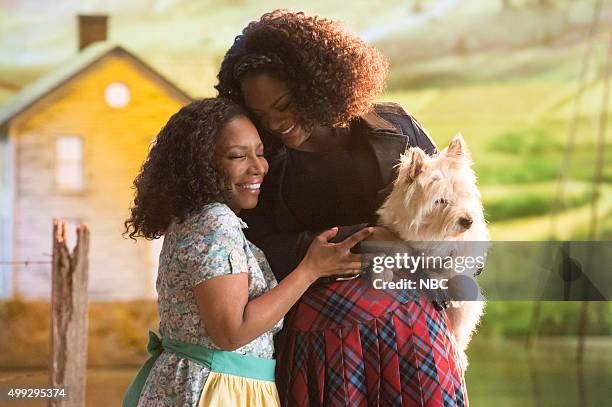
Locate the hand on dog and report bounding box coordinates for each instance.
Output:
[300,227,374,278]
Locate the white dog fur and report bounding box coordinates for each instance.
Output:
[377,133,489,370]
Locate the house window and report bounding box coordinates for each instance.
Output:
[104,82,131,108]
[56,136,84,191]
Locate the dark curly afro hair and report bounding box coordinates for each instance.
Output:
[124,98,247,240]
[216,9,388,128]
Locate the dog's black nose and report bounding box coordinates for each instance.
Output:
[459,217,473,229]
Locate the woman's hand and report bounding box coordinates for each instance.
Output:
[195,226,372,351]
[364,226,400,241]
[299,227,374,279]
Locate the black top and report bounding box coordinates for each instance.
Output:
[283,133,382,230]
[242,102,437,281]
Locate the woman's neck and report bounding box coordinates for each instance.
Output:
[296,126,351,152]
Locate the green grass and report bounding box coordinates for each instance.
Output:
[480,302,612,338]
[382,77,612,241]
[483,183,591,223]
[476,156,562,184]
[488,127,564,154]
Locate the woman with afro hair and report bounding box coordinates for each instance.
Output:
[217,10,469,407]
[122,98,372,407]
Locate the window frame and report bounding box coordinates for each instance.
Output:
[54,134,86,193]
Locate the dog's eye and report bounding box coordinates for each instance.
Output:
[434,198,447,205]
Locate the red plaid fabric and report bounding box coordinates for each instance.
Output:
[276,279,468,407]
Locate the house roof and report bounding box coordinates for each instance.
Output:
[0,42,192,125]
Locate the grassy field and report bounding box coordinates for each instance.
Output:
[382,75,612,241]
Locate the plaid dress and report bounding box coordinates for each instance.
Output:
[276,278,468,407]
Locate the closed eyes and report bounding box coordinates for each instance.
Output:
[278,100,292,112]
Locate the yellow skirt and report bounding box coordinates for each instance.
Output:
[199,372,280,406]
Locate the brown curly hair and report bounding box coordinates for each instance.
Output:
[124,98,247,240]
[216,9,388,128]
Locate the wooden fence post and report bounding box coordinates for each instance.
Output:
[50,220,90,407]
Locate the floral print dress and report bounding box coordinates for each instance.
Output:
[138,203,283,406]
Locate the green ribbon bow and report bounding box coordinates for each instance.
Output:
[122,331,163,407]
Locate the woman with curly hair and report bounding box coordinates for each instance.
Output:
[122,98,372,407]
[216,10,469,406]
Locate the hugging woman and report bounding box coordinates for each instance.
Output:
[122,98,371,407]
[216,10,469,407]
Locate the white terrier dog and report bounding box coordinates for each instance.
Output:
[377,133,489,370]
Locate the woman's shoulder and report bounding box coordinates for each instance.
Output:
[358,102,414,133]
[173,203,246,240]
[373,101,410,116]
[356,101,437,155]
[197,202,240,221]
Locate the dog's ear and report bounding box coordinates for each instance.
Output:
[446,133,470,158]
[402,148,425,182]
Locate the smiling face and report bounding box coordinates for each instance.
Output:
[217,115,269,213]
[240,72,313,150]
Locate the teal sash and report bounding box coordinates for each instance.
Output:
[122,331,276,407]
